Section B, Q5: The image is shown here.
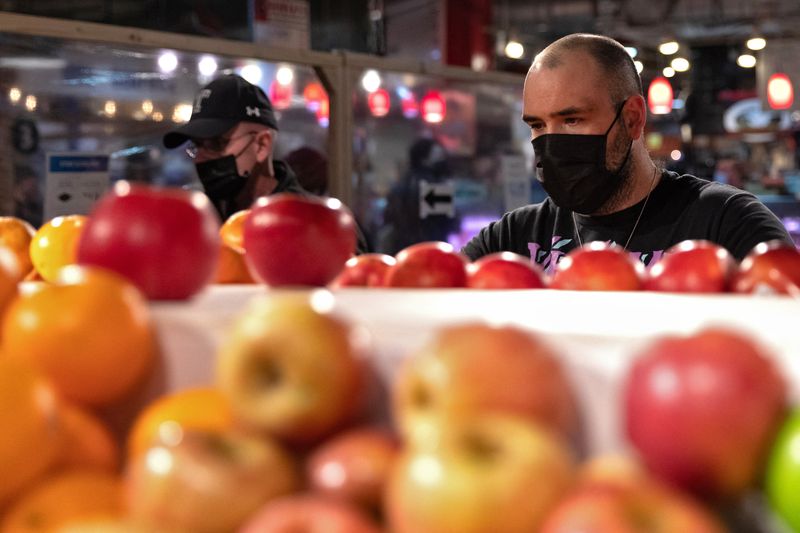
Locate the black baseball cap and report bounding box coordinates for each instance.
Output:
[163,74,279,149]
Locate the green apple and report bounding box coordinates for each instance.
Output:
[766,409,800,531]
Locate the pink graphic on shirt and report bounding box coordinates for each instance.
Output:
[529,238,665,275]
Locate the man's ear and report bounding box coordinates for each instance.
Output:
[255,130,274,163]
[623,95,647,141]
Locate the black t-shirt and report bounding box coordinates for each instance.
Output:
[462,171,794,275]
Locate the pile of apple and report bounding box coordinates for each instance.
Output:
[120,293,799,532]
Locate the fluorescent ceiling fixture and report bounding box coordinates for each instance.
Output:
[625,46,638,58]
[276,65,294,86]
[634,60,644,74]
[737,54,757,68]
[198,55,218,77]
[746,37,766,51]
[659,41,680,55]
[671,57,690,72]
[361,70,382,92]
[240,64,263,85]
[0,57,67,69]
[504,40,524,59]
[158,52,178,73]
[663,66,675,78]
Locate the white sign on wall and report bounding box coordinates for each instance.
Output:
[500,154,531,212]
[44,153,110,220]
[419,179,455,219]
[254,0,310,50]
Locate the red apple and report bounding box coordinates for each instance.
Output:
[624,327,787,500]
[240,494,381,533]
[467,252,548,289]
[243,193,357,287]
[386,414,575,533]
[329,253,396,288]
[550,242,643,291]
[644,240,736,293]
[126,429,298,533]
[307,427,399,511]
[384,241,468,288]
[732,240,800,296]
[540,475,725,533]
[77,181,220,300]
[216,293,366,444]
[394,323,578,441]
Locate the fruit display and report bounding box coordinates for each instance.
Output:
[1,193,799,532]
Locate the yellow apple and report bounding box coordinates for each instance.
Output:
[125,429,298,533]
[217,293,367,444]
[393,323,578,443]
[386,414,575,533]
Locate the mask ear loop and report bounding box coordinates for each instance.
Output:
[604,99,628,136]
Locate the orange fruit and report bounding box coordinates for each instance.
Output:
[57,404,120,473]
[214,244,255,284]
[1,470,122,533]
[0,358,61,507]
[219,209,250,253]
[127,387,234,459]
[29,215,87,282]
[2,265,157,407]
[0,216,35,277]
[0,245,21,327]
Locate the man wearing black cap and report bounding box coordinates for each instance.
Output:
[164,74,307,220]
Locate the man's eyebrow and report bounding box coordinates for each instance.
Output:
[522,105,593,124]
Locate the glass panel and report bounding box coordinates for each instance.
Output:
[0,32,329,227]
[350,70,531,255]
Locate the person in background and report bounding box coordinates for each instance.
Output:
[381,137,460,255]
[462,33,793,272]
[284,146,328,196]
[163,74,369,253]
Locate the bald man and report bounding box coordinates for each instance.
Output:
[462,33,792,273]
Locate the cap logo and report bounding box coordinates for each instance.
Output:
[246,106,261,117]
[194,89,211,113]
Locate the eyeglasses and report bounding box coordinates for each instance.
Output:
[185,131,258,159]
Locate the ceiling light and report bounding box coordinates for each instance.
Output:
[276,65,294,86]
[671,57,690,72]
[361,70,382,93]
[158,52,178,73]
[663,67,675,78]
[625,46,638,58]
[8,87,21,104]
[634,60,644,74]
[736,54,757,68]
[746,37,766,51]
[504,40,524,59]
[659,41,680,55]
[198,56,218,77]
[240,64,263,85]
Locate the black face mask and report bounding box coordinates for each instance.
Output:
[532,104,632,214]
[194,155,248,201]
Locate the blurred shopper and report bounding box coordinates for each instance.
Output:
[463,33,792,272]
[284,146,328,196]
[163,74,369,253]
[381,138,460,255]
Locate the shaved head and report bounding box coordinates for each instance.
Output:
[532,34,643,107]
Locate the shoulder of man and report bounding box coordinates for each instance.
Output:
[461,200,553,260]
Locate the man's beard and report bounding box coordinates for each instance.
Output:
[595,125,634,215]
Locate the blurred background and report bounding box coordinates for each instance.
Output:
[0,0,798,251]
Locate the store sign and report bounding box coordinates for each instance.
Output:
[254,0,310,50]
[722,98,791,133]
[419,180,455,219]
[44,153,109,220]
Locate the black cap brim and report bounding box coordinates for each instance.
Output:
[162,118,240,149]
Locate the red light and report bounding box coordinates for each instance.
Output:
[767,73,794,110]
[303,82,326,112]
[647,77,673,115]
[368,89,391,117]
[421,90,446,123]
[269,80,292,110]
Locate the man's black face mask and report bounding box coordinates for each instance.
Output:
[532,102,632,214]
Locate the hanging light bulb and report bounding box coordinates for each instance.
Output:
[659,41,680,55]
[746,37,766,51]
[663,66,676,78]
[736,54,757,68]
[648,77,674,115]
[504,40,524,59]
[767,73,794,110]
[671,57,690,72]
